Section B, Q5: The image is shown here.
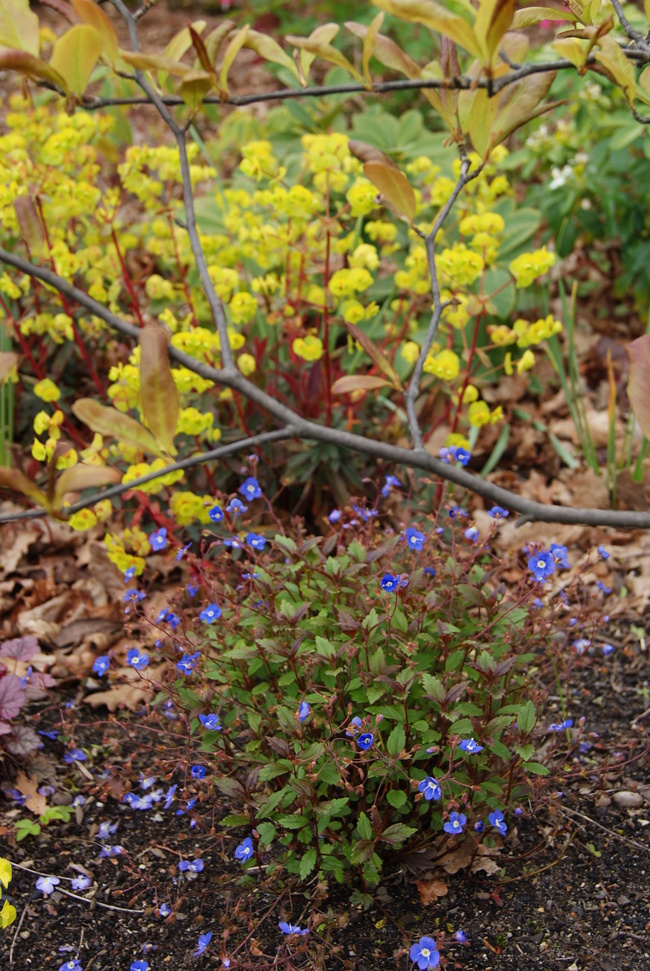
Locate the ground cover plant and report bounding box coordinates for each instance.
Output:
[0,0,649,968]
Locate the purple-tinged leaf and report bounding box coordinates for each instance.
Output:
[0,635,39,661]
[0,673,27,720]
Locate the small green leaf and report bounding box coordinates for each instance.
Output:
[387,789,407,809]
[299,848,317,879]
[387,723,406,757]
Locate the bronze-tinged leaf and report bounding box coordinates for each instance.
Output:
[71,398,168,458]
[364,159,417,222]
[13,195,45,255]
[120,50,191,77]
[345,322,402,388]
[243,29,301,84]
[139,323,179,456]
[331,374,392,395]
[189,25,214,76]
[0,48,68,90]
[177,70,214,110]
[286,23,365,85]
[70,0,119,66]
[0,0,40,56]
[0,351,18,384]
[53,464,121,510]
[50,24,103,97]
[473,0,517,67]
[203,21,236,66]
[0,466,48,509]
[219,24,250,99]
[511,5,576,28]
[372,0,481,59]
[626,334,650,439]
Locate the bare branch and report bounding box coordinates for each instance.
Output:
[609,0,650,49]
[108,0,236,371]
[0,429,295,524]
[74,47,650,113]
[405,150,478,450]
[3,248,650,528]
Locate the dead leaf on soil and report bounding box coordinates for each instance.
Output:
[85,664,165,711]
[416,876,448,905]
[15,770,48,816]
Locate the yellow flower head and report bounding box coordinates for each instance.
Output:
[33,378,60,402]
[423,349,460,381]
[293,335,324,362]
[509,247,555,288]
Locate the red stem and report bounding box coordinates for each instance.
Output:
[111,228,147,328]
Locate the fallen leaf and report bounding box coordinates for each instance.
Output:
[416,876,448,905]
[15,771,48,815]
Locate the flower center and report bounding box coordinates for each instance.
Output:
[537,559,545,569]
[421,948,430,957]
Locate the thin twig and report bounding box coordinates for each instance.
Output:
[9,899,28,965]
[5,248,650,527]
[74,48,650,112]
[405,149,479,449]
[559,805,650,853]
[609,0,650,49]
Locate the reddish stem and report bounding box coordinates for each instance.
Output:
[111,228,146,328]
[322,175,333,426]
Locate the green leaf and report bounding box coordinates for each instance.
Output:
[379,822,417,843]
[421,673,445,701]
[517,700,537,735]
[219,813,250,827]
[372,0,481,59]
[50,24,103,98]
[387,723,406,757]
[489,739,511,760]
[299,848,317,879]
[387,789,407,809]
[350,838,376,864]
[256,822,277,846]
[357,811,373,840]
[522,761,549,776]
[15,819,40,840]
[277,814,310,830]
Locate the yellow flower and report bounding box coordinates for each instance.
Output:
[238,353,256,376]
[229,291,258,324]
[1,898,16,928]
[349,243,379,271]
[67,509,98,531]
[401,341,420,365]
[293,335,324,362]
[445,433,471,450]
[341,300,365,324]
[517,349,536,373]
[0,858,11,888]
[33,378,60,402]
[423,349,460,381]
[346,180,378,216]
[468,401,491,427]
[509,247,555,288]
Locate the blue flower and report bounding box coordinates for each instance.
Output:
[549,543,570,568]
[356,733,374,751]
[474,820,484,833]
[549,719,573,732]
[209,505,224,522]
[234,837,254,862]
[380,573,401,592]
[455,447,471,466]
[240,477,262,501]
[418,777,442,801]
[602,643,614,655]
[71,875,92,891]
[531,597,544,610]
[93,655,110,677]
[149,527,167,552]
[298,701,310,722]
[488,506,509,519]
[328,509,341,523]
[527,551,555,582]
[448,505,467,518]
[409,936,440,969]
[405,527,426,551]
[64,749,87,763]
[381,474,402,497]
[187,581,199,598]
[488,809,507,835]
[178,858,204,872]
[36,875,60,895]
[352,504,378,522]
[226,498,247,515]
[159,903,171,917]
[58,962,83,971]
[175,542,191,561]
[98,821,118,839]
[199,604,222,623]
[191,765,206,780]
[514,807,524,816]
[122,589,146,603]
[572,638,590,654]
[98,845,124,858]
[126,648,149,671]
[199,713,222,731]
[596,581,612,595]
[443,812,466,834]
[38,729,59,740]
[346,716,363,736]
[124,566,136,581]
[455,930,467,943]
[279,921,309,936]
[130,962,149,971]
[177,651,201,675]
[458,738,483,754]
[464,526,479,542]
[423,565,437,577]
[598,545,610,560]
[246,532,266,550]
[164,785,177,809]
[193,931,212,956]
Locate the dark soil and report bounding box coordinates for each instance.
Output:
[2,620,649,971]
